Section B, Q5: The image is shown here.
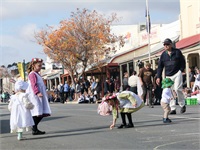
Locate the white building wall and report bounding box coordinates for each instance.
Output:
[159,20,180,42]
[180,0,200,39]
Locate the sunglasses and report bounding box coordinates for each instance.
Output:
[164,43,170,46]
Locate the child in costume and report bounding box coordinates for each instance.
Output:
[101,91,144,129]
[160,78,174,123]
[26,58,51,135]
[8,80,34,140]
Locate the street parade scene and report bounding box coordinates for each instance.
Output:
[0,0,200,150]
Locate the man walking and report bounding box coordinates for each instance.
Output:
[156,38,186,114]
[138,63,155,108]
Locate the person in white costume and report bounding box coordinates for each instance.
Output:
[26,58,51,135]
[8,80,35,141]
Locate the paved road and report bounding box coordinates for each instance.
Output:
[1,102,200,150]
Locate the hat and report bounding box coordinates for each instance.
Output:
[105,94,117,101]
[32,58,43,62]
[163,38,172,44]
[162,78,174,88]
[15,80,29,91]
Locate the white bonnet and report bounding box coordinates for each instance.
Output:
[15,80,28,91]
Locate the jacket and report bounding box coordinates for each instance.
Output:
[157,48,185,78]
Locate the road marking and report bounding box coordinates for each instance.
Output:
[153,139,199,150]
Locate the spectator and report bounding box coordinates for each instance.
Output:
[122,72,129,91]
[69,83,75,101]
[64,81,70,102]
[94,78,101,101]
[109,78,115,94]
[1,91,6,103]
[104,78,110,96]
[189,67,195,88]
[80,82,85,95]
[138,63,155,108]
[192,67,200,92]
[153,68,162,105]
[75,81,81,101]
[128,71,138,94]
[58,82,64,103]
[84,78,90,94]
[90,79,96,94]
[114,76,120,92]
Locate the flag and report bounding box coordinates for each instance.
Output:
[17,62,25,79]
[145,0,151,34]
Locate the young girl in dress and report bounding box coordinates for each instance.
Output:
[26,58,51,135]
[100,91,144,129]
[8,80,34,140]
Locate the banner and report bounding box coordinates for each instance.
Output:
[17,62,24,79]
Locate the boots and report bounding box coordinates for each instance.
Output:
[126,113,134,128]
[32,129,46,135]
[32,116,45,135]
[17,132,22,140]
[118,113,126,128]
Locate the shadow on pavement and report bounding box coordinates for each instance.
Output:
[0,119,10,134]
[30,125,109,140]
[42,116,71,122]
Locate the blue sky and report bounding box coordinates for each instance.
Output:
[0,0,180,66]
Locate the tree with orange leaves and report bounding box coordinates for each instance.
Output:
[35,8,124,84]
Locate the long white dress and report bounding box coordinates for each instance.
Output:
[8,93,35,133]
[26,71,51,117]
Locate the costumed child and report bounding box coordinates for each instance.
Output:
[160,78,174,123]
[26,58,51,135]
[8,80,35,141]
[98,91,144,129]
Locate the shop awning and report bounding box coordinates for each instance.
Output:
[47,71,62,80]
[176,34,200,49]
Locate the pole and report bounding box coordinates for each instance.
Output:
[23,59,26,81]
[146,0,151,63]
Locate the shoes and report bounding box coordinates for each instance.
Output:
[170,110,176,115]
[163,118,172,123]
[17,137,27,141]
[149,105,154,108]
[118,123,134,128]
[117,124,126,129]
[166,118,172,123]
[180,105,186,114]
[32,129,46,135]
[125,123,134,128]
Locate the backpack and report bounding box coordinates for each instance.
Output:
[97,101,112,116]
